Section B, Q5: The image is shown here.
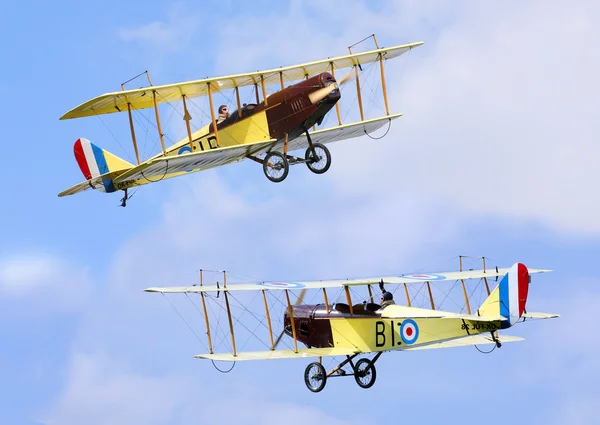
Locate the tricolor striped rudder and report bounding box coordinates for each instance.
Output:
[73,138,133,193]
[478,263,530,329]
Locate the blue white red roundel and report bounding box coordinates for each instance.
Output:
[400,319,419,345]
[400,273,445,281]
[258,282,305,289]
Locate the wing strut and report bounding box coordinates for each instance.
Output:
[262,290,275,351]
[403,282,412,306]
[199,270,214,354]
[426,282,435,310]
[284,290,298,353]
[330,62,343,125]
[207,82,221,148]
[322,288,330,314]
[459,256,472,314]
[147,70,167,155]
[182,95,194,150]
[222,271,237,356]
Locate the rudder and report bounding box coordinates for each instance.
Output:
[73,138,133,192]
[478,263,529,328]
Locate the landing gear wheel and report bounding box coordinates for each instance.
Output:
[304,362,327,393]
[305,143,331,174]
[354,358,376,389]
[263,151,289,183]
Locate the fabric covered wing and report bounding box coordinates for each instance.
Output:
[61,42,423,119]
[194,347,358,362]
[285,113,402,152]
[402,334,524,351]
[144,267,551,294]
[113,139,276,185]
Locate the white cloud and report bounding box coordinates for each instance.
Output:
[42,351,361,425]
[328,1,600,235]
[0,255,92,315]
[117,8,201,54]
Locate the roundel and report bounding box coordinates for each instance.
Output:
[178,146,193,173]
[258,282,306,289]
[400,319,419,345]
[400,273,445,281]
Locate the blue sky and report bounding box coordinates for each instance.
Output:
[1,1,599,424]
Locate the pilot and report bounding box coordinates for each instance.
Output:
[378,279,395,309]
[217,105,229,124]
[380,291,395,309]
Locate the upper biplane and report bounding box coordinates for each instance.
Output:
[145,259,558,392]
[58,36,423,205]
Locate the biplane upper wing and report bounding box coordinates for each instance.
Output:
[112,114,400,185]
[401,334,524,351]
[194,347,358,362]
[60,41,423,120]
[144,267,551,293]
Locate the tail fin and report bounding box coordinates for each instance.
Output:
[74,138,133,180]
[478,263,529,328]
[73,138,133,192]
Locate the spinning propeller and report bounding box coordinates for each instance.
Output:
[308,68,356,105]
[273,288,307,349]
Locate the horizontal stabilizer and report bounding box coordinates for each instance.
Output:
[381,305,505,322]
[522,312,560,320]
[194,347,357,362]
[403,334,524,351]
[58,169,130,197]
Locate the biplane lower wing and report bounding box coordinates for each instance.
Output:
[194,347,358,362]
[111,139,278,189]
[112,114,402,190]
[402,334,524,351]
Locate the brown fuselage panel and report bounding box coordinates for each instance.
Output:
[209,72,340,142]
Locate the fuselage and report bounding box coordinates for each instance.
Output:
[157,72,341,159]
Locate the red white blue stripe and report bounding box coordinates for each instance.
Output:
[499,263,529,327]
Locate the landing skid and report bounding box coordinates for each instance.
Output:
[304,352,383,392]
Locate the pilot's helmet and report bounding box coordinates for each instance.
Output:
[218,105,228,115]
[382,291,393,301]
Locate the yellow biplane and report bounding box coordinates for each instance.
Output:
[145,260,558,392]
[58,36,423,206]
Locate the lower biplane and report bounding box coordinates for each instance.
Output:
[145,260,558,392]
[58,36,423,206]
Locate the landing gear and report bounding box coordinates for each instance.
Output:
[302,352,382,392]
[354,358,377,389]
[304,362,327,393]
[119,189,129,207]
[305,142,331,174]
[263,151,289,183]
[491,331,502,348]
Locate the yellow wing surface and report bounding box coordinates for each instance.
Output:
[109,114,401,191]
[193,334,524,362]
[61,42,423,120]
[144,266,551,294]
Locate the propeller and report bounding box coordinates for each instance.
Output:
[273,288,307,349]
[308,68,356,105]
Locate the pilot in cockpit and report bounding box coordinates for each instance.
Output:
[217,105,229,124]
[379,280,395,309]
